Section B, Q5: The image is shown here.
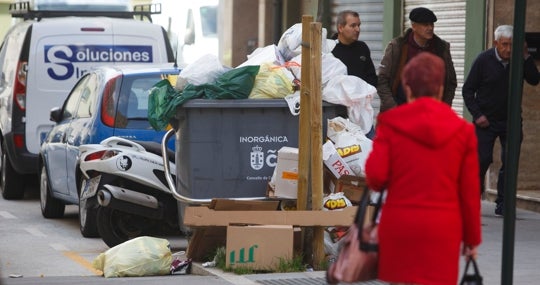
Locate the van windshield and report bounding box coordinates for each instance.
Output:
[200,6,217,38]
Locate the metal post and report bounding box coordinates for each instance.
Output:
[501,1,527,284]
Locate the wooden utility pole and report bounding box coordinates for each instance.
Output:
[298,14,313,268]
[297,15,313,212]
[309,21,325,270]
[297,14,325,270]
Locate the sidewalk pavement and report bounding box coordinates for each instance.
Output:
[194,200,540,285]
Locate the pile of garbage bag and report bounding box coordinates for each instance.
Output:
[148,23,377,132]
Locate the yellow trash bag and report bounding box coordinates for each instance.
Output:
[249,62,295,99]
[92,236,172,278]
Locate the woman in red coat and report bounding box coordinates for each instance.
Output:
[365,52,482,285]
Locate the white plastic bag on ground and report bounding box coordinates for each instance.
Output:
[92,236,172,278]
[326,117,373,177]
[323,75,377,134]
[176,54,226,90]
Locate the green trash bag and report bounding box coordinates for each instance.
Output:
[148,65,260,131]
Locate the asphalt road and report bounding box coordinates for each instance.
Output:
[0,187,232,285]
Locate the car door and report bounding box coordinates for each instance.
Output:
[64,73,100,200]
[45,75,89,196]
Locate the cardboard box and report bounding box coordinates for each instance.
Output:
[274,147,299,199]
[226,225,293,270]
[322,141,354,179]
[324,167,366,204]
[183,204,357,227]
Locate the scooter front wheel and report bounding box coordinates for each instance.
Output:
[96,206,157,248]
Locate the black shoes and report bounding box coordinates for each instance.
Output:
[495,204,503,216]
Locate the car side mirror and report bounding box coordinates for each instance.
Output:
[49,107,62,122]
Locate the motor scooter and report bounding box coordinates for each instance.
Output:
[79,136,179,248]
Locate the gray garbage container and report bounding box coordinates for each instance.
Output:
[171,98,346,201]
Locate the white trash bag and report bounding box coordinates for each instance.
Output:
[176,54,227,90]
[323,75,377,135]
[277,23,334,61]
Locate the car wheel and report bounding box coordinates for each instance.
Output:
[1,142,25,200]
[79,179,99,237]
[96,206,156,248]
[40,165,65,218]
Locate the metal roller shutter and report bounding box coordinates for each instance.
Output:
[404,0,466,116]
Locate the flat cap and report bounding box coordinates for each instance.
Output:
[409,7,437,23]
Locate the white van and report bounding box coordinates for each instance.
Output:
[152,0,219,66]
[0,2,174,199]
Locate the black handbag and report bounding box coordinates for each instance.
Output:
[460,258,483,285]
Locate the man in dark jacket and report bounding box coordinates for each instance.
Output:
[331,10,378,87]
[462,25,539,216]
[377,7,457,112]
[331,10,378,138]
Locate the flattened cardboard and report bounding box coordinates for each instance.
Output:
[183,205,357,227]
[226,225,293,270]
[210,199,279,211]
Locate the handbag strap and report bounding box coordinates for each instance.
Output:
[354,186,383,227]
[464,258,481,275]
[354,186,383,252]
[461,258,482,283]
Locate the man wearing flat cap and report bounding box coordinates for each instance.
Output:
[377,7,457,112]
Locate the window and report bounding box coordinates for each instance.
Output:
[62,75,90,121]
[200,6,217,37]
[75,73,98,118]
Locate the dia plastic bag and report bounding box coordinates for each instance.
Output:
[92,236,172,278]
[327,117,373,177]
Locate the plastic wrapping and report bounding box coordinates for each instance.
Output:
[92,236,172,278]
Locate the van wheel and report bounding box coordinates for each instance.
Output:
[79,180,99,237]
[97,207,155,248]
[40,165,65,218]
[1,142,25,200]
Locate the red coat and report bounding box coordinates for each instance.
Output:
[365,97,482,285]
